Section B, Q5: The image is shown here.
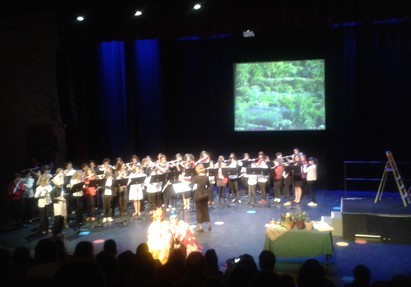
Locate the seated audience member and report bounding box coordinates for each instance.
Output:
[11,246,33,283]
[298,259,336,287]
[52,259,105,287]
[203,248,224,281]
[345,264,371,287]
[73,241,94,261]
[25,238,61,286]
[225,254,259,287]
[176,251,207,287]
[0,248,12,287]
[117,250,136,286]
[249,250,295,287]
[157,248,187,287]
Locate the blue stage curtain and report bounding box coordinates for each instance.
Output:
[98,41,128,157]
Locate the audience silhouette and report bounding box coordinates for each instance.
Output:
[1,238,410,287]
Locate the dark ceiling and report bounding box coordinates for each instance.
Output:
[1,0,410,41]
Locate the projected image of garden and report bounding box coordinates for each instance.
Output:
[234,59,325,131]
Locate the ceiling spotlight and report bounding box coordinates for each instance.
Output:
[134,10,142,16]
[193,3,201,10]
[76,16,84,22]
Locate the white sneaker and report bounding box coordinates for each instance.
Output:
[308,202,318,207]
[274,198,281,203]
[107,217,113,222]
[102,218,107,223]
[283,201,292,206]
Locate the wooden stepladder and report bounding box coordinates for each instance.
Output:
[375,151,410,207]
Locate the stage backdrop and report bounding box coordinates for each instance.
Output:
[57,22,411,189]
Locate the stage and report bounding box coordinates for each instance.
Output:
[341,195,411,244]
[1,189,411,285]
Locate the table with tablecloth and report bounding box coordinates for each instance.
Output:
[264,226,333,261]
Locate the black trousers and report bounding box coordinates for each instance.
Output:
[307,180,317,203]
[38,204,51,233]
[10,199,24,227]
[274,180,283,198]
[53,215,64,235]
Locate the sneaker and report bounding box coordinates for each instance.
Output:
[308,202,318,207]
[102,218,107,223]
[232,199,236,203]
[274,198,281,203]
[107,217,113,222]
[283,201,292,206]
[238,200,242,204]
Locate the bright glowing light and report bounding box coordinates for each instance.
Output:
[134,10,142,16]
[93,239,105,244]
[333,206,341,211]
[247,210,256,214]
[193,3,201,10]
[336,241,349,247]
[79,231,90,236]
[214,221,224,225]
[355,239,368,244]
[76,16,84,21]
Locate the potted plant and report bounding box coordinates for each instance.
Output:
[305,216,313,231]
[293,211,307,230]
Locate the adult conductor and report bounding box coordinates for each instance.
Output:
[190,164,212,232]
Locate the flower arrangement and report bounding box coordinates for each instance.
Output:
[292,211,308,222]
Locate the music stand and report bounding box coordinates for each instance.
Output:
[201,162,210,168]
[221,168,238,177]
[128,176,146,186]
[114,178,129,226]
[173,182,192,194]
[89,179,105,229]
[207,168,218,177]
[150,173,166,184]
[166,170,181,182]
[183,168,196,177]
[246,167,269,175]
[69,182,84,194]
[284,165,301,175]
[241,160,255,168]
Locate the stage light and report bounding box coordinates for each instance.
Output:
[76,16,85,22]
[134,10,142,16]
[193,3,201,10]
[336,241,349,247]
[355,239,368,244]
[243,30,255,38]
[355,234,381,239]
[79,230,90,236]
[93,239,105,244]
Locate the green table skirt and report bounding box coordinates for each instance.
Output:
[264,228,333,258]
